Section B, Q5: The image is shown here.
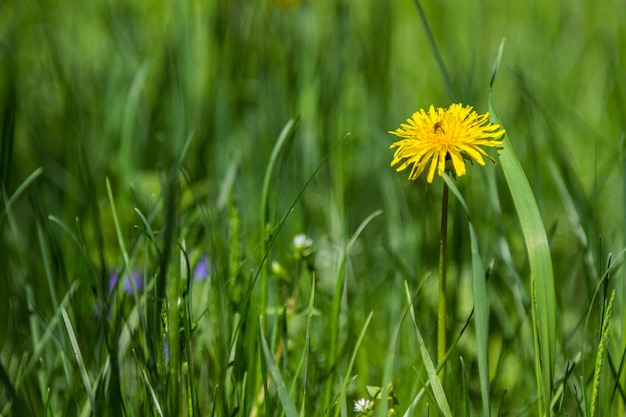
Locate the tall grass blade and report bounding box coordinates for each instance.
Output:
[333,311,374,417]
[443,174,491,416]
[295,274,317,416]
[489,39,556,416]
[134,207,161,258]
[259,317,299,417]
[404,282,453,417]
[0,361,32,417]
[21,282,78,379]
[140,366,165,417]
[411,0,456,101]
[0,167,43,225]
[376,304,403,417]
[590,290,616,417]
[105,177,131,271]
[61,306,96,413]
[259,118,299,330]
[328,210,382,410]
[37,223,59,308]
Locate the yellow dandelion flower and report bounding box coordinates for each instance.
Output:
[389,103,505,183]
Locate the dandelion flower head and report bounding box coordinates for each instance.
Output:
[389,103,505,183]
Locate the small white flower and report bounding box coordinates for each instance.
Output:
[354,398,372,413]
[292,233,313,251]
[271,260,285,275]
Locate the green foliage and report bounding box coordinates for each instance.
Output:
[1,0,626,416]
[490,42,556,416]
[444,174,490,417]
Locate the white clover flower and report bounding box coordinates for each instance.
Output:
[292,233,314,260]
[354,398,373,413]
[292,233,313,251]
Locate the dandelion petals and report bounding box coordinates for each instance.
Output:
[389,103,505,182]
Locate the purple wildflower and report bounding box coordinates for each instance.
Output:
[95,269,143,318]
[193,255,211,281]
[109,270,143,295]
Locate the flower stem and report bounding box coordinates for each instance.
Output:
[438,180,449,374]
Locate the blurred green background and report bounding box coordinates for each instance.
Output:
[1,0,625,415]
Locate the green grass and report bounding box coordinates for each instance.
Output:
[1,0,626,416]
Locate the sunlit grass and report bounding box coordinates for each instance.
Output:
[1,0,625,416]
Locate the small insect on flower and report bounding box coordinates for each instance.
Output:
[433,121,444,134]
[389,103,505,183]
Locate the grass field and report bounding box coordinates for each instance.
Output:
[1,0,625,416]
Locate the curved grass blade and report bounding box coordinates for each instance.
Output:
[443,174,491,416]
[580,251,626,415]
[329,209,383,376]
[259,118,299,331]
[296,274,318,417]
[106,177,131,272]
[404,282,453,417]
[61,307,96,413]
[411,0,456,101]
[259,318,299,417]
[590,290,616,417]
[0,167,43,225]
[325,210,382,410]
[140,365,165,417]
[333,311,374,417]
[489,39,555,416]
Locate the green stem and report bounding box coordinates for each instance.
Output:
[438,180,449,373]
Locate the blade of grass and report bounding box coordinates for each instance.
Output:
[240,372,248,417]
[489,39,556,416]
[36,223,59,310]
[259,118,299,331]
[0,69,16,190]
[0,361,32,417]
[239,130,349,344]
[404,281,453,417]
[21,282,78,380]
[259,317,299,417]
[590,290,616,417]
[610,351,626,409]
[134,207,162,260]
[411,0,456,102]
[105,177,132,282]
[327,210,383,410]
[403,282,475,416]
[402,387,426,417]
[61,306,96,413]
[459,356,470,416]
[621,133,626,417]
[140,365,165,417]
[333,311,374,417]
[293,274,317,416]
[580,251,626,414]
[0,167,43,226]
[443,174,491,416]
[224,128,347,417]
[376,305,403,417]
[182,263,199,417]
